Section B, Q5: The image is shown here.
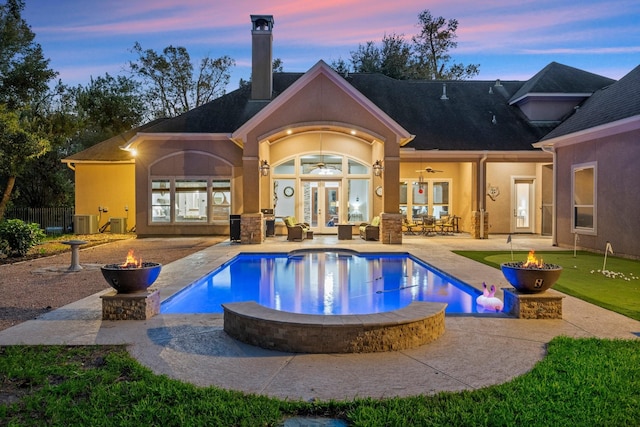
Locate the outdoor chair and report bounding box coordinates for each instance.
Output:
[402,218,418,235]
[437,215,456,234]
[283,216,310,241]
[359,216,380,241]
[420,215,436,236]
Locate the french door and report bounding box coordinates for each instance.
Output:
[512,178,535,233]
[302,180,341,234]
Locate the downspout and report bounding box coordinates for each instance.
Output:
[540,144,558,246]
[479,151,488,239]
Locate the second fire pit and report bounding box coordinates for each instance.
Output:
[501,250,562,294]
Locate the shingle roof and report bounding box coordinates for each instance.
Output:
[63,119,168,162]
[347,74,548,150]
[542,65,640,141]
[509,61,616,104]
[64,61,619,162]
[142,71,548,151]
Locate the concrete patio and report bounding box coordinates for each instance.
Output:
[1,233,638,402]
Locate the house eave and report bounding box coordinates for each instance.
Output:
[534,115,640,149]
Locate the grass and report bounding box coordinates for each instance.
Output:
[0,233,133,265]
[2,248,640,425]
[453,250,640,321]
[1,338,639,426]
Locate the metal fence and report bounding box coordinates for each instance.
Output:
[5,207,75,235]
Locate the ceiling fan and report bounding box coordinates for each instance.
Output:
[415,166,443,173]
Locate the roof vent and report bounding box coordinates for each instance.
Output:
[489,86,493,94]
[440,83,449,100]
[494,79,502,86]
[491,115,497,125]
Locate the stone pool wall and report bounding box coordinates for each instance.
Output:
[222,301,447,353]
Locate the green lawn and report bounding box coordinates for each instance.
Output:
[1,339,639,426]
[2,251,640,425]
[454,250,640,321]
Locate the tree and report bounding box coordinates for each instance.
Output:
[0,0,56,218]
[335,9,479,80]
[411,10,479,80]
[0,0,57,108]
[0,106,49,219]
[129,42,235,118]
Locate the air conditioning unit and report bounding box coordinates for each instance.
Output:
[110,217,128,234]
[74,214,98,235]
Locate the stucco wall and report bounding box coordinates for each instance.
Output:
[74,163,135,232]
[133,137,243,236]
[485,162,542,234]
[555,130,640,259]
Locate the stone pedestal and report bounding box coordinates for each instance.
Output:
[503,288,564,319]
[101,290,160,320]
[471,210,489,239]
[380,213,403,244]
[241,212,264,244]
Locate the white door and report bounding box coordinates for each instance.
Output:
[512,178,535,233]
[302,180,341,234]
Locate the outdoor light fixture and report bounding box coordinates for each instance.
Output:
[372,160,384,176]
[260,160,271,176]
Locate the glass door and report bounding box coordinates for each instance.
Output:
[302,180,341,234]
[513,178,535,233]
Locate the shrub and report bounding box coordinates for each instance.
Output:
[0,219,46,257]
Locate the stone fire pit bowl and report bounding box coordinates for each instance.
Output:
[501,262,563,294]
[101,262,162,294]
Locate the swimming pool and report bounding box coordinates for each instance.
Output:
[161,250,481,315]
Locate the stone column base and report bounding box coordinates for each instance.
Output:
[241,213,264,244]
[503,288,564,319]
[100,290,160,320]
[380,213,403,244]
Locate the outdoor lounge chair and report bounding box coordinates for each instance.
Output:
[359,216,380,241]
[283,216,310,241]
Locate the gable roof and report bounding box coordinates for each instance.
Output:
[139,68,550,152]
[541,64,640,141]
[509,62,616,105]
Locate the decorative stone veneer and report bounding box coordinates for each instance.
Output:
[222,301,447,353]
[503,288,564,319]
[100,290,160,320]
[380,213,403,244]
[471,210,490,239]
[241,212,264,244]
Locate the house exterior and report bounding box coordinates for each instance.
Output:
[63,14,632,254]
[535,65,640,259]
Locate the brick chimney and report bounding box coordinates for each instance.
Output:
[250,15,274,100]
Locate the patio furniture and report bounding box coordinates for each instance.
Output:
[337,224,352,240]
[283,216,310,241]
[402,218,418,235]
[436,215,456,234]
[359,216,380,241]
[418,215,436,236]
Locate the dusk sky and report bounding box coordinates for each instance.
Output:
[23,0,640,90]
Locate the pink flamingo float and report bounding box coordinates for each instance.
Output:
[476,282,503,312]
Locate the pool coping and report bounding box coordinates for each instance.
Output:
[222,300,447,353]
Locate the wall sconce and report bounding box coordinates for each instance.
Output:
[260,160,270,176]
[372,160,384,176]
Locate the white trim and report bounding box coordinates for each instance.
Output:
[534,115,640,149]
[231,61,412,145]
[509,92,593,105]
[571,161,597,235]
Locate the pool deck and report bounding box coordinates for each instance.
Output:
[1,233,639,401]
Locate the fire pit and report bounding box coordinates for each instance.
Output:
[101,249,162,294]
[501,250,562,294]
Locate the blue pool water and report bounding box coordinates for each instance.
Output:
[161,250,482,315]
